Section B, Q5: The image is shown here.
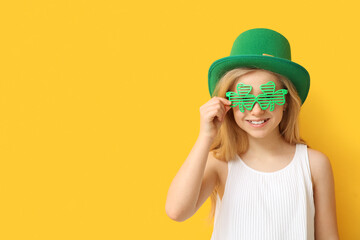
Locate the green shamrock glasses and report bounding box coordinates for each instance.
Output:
[226,81,288,112]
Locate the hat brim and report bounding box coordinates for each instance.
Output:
[208,55,310,105]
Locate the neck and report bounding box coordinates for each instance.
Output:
[246,127,288,155]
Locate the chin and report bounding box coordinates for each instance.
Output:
[246,132,270,139]
[240,125,279,139]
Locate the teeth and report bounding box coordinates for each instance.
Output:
[249,119,266,125]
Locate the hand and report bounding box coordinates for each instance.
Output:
[199,96,232,141]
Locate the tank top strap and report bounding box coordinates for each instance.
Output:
[296,143,312,182]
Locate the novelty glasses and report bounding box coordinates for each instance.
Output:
[226,81,288,112]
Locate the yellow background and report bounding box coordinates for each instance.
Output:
[0,0,359,239]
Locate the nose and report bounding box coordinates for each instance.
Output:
[250,102,265,115]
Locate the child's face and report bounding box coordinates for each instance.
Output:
[231,70,286,140]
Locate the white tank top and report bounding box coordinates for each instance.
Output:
[211,143,315,240]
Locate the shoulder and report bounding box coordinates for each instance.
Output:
[307,147,334,186]
[306,146,339,237]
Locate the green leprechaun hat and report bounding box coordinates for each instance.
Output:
[208,28,310,104]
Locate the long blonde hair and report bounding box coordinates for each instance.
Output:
[206,67,308,224]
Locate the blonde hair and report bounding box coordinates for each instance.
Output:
[206,67,308,224]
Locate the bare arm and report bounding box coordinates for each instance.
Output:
[165,97,231,222]
[165,135,217,222]
[308,149,340,239]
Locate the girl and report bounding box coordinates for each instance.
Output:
[165,28,339,239]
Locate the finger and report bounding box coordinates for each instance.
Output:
[210,96,231,106]
[206,101,225,113]
[214,103,225,117]
[225,105,232,113]
[221,106,232,120]
[216,108,225,122]
[208,108,224,121]
[217,97,232,106]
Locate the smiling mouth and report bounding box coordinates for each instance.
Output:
[246,118,270,125]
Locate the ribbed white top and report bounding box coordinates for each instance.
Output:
[211,143,315,240]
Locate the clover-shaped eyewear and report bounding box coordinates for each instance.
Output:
[226,81,288,112]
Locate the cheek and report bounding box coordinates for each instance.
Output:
[232,108,246,126]
[272,106,284,122]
